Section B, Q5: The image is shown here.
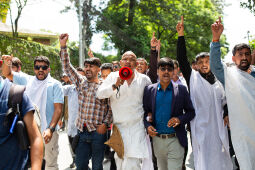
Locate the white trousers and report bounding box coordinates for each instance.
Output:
[115,153,142,170]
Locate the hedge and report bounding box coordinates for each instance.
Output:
[0,34,62,79]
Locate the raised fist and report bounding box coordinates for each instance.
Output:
[59,33,69,48]
[211,17,224,42]
[2,55,13,66]
[176,16,184,36]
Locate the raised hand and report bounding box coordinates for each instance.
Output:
[88,48,94,58]
[211,16,224,42]
[59,33,69,48]
[2,55,13,66]
[151,32,158,50]
[176,16,184,36]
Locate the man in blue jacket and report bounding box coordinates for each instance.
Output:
[143,57,195,170]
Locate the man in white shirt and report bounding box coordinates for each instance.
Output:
[97,51,152,170]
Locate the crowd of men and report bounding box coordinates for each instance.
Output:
[0,16,255,170]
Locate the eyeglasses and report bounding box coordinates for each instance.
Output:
[159,67,173,72]
[34,65,48,70]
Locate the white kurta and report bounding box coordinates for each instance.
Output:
[189,70,232,170]
[224,65,255,170]
[97,71,151,159]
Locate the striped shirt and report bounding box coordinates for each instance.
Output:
[60,49,112,132]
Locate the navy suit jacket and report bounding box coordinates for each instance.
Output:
[143,82,195,147]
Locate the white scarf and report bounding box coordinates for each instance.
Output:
[224,65,255,170]
[26,74,51,133]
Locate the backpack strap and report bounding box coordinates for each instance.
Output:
[7,84,26,117]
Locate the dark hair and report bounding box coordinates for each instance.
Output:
[191,60,196,64]
[76,67,85,74]
[137,58,148,65]
[157,57,174,69]
[195,52,210,61]
[101,63,113,71]
[34,56,50,66]
[173,60,179,68]
[84,57,101,67]
[12,57,22,68]
[232,43,251,56]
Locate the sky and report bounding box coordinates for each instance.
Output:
[5,0,255,60]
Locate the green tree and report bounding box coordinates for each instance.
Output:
[0,0,10,23]
[8,0,28,37]
[96,0,228,61]
[61,0,95,58]
[249,38,255,49]
[241,0,255,15]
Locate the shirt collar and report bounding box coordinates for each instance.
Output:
[157,82,172,91]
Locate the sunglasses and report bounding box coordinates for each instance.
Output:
[159,67,173,72]
[34,65,48,70]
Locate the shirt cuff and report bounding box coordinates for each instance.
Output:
[210,41,221,47]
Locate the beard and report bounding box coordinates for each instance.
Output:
[237,59,250,71]
[36,72,48,80]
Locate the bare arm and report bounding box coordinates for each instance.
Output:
[50,103,63,128]
[42,103,63,144]
[24,111,43,170]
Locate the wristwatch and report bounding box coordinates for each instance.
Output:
[47,125,55,133]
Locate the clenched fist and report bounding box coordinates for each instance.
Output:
[59,33,69,48]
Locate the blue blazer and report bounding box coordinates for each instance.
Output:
[143,82,195,147]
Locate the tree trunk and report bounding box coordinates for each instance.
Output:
[127,0,136,25]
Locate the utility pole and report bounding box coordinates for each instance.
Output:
[79,0,84,67]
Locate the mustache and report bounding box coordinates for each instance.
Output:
[240,59,248,63]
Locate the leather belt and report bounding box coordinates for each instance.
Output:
[156,133,176,139]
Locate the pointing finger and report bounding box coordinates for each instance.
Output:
[219,16,221,24]
[153,31,155,38]
[181,16,184,24]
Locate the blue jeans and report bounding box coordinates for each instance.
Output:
[75,129,107,170]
